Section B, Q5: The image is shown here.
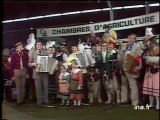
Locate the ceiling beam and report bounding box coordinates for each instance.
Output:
[107,1,114,21]
[145,1,150,14]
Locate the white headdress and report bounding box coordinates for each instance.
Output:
[145,28,153,36]
[25,33,36,51]
[46,41,55,49]
[62,63,68,70]
[143,28,157,44]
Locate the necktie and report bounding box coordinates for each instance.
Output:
[128,45,131,51]
[19,52,22,57]
[19,52,23,69]
[127,44,132,51]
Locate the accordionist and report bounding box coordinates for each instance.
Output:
[67,43,96,102]
[77,42,95,68]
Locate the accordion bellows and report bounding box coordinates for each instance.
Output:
[67,50,96,68]
[75,51,95,68]
[36,56,58,74]
[123,47,141,73]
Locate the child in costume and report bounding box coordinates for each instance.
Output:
[57,63,70,106]
[69,58,84,107]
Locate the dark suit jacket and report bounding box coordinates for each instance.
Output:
[10,50,29,77]
[98,50,117,71]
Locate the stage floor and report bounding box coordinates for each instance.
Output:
[2,101,159,120]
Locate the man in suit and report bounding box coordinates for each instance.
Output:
[60,44,69,63]
[28,41,49,106]
[117,33,142,106]
[97,43,117,77]
[10,42,29,105]
[95,42,117,102]
[48,47,56,58]
[94,44,102,69]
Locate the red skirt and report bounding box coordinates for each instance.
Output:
[70,93,84,100]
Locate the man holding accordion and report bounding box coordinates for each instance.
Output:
[117,33,142,106]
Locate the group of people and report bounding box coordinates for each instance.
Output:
[7,29,159,110]
[9,40,84,107]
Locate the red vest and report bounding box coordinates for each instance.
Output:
[10,50,29,77]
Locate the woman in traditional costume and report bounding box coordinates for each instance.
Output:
[142,35,159,110]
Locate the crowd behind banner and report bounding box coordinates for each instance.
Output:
[3,27,159,110]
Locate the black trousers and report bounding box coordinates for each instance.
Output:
[48,73,57,86]
[82,73,88,103]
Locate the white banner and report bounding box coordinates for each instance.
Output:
[37,12,159,37]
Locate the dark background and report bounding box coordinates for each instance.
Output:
[3,1,159,48]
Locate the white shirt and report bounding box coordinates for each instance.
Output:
[102,51,107,63]
[48,54,53,57]
[62,53,68,61]
[8,57,11,63]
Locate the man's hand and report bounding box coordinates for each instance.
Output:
[133,66,141,72]
[32,63,38,67]
[26,75,29,79]
[59,80,66,83]
[144,56,159,64]
[125,51,131,55]
[58,80,62,83]
[77,86,81,90]
[11,77,14,81]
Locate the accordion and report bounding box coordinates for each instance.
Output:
[123,51,141,73]
[75,52,88,67]
[48,57,58,75]
[75,50,95,68]
[36,56,48,72]
[36,56,58,74]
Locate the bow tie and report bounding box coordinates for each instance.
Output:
[39,50,42,53]
[38,50,42,55]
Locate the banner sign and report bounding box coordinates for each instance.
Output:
[37,12,159,37]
